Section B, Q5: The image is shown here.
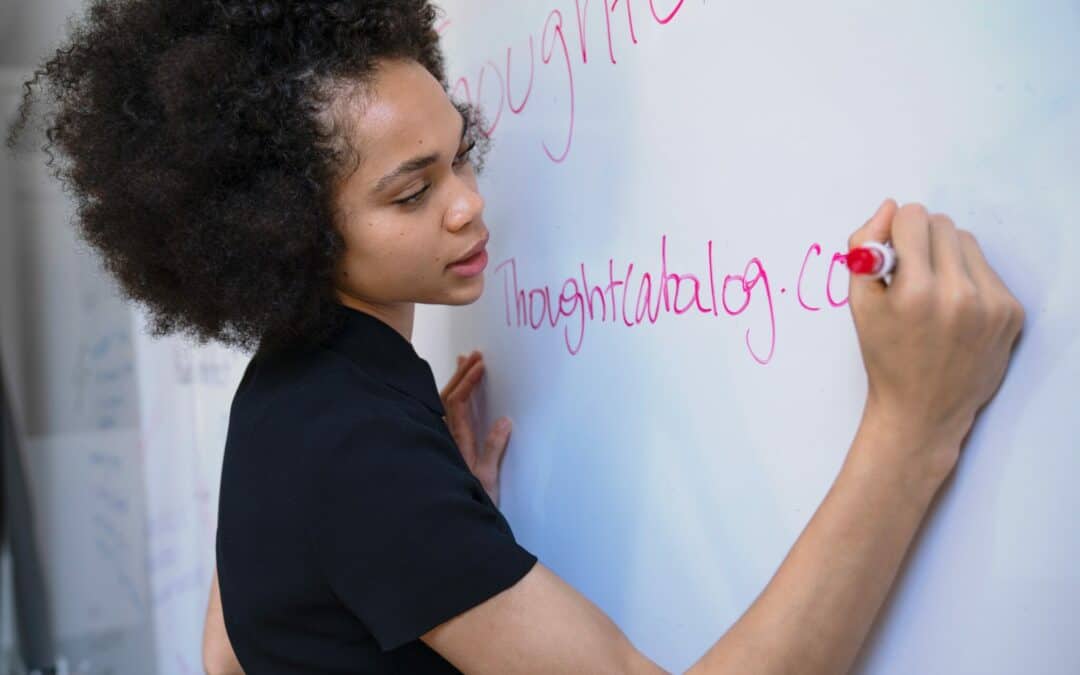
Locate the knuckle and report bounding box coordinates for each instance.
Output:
[1011,297,1026,323]
[953,281,979,304]
[930,213,957,231]
[898,202,929,221]
[986,299,1011,326]
[997,293,1023,328]
[942,285,981,328]
[958,229,986,260]
[980,304,1013,338]
[895,282,934,315]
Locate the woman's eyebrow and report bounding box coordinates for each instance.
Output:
[371,111,468,195]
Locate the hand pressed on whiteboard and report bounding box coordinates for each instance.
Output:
[847,199,1025,484]
[440,351,513,507]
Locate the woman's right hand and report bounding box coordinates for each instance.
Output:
[846,199,1025,485]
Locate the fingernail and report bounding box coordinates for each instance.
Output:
[497,418,512,432]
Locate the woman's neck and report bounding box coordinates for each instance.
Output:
[335,291,415,343]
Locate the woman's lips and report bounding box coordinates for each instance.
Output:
[447,247,488,277]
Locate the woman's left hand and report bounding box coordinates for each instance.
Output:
[440,351,513,507]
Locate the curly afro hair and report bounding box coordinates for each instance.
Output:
[8,0,487,353]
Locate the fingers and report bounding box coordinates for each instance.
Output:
[439,350,483,402]
[445,396,478,464]
[484,418,512,471]
[929,213,970,286]
[931,216,1023,338]
[848,198,897,250]
[478,418,513,506]
[848,198,898,303]
[442,351,484,468]
[440,350,481,400]
[889,202,933,288]
[957,230,1026,337]
[447,358,485,408]
[957,229,1007,297]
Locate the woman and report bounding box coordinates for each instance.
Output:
[12,1,1024,673]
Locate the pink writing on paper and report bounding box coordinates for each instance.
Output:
[494,239,851,365]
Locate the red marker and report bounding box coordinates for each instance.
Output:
[847,241,896,280]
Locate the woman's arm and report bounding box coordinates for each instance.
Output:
[685,404,956,674]
[421,408,946,675]
[694,201,1023,672]
[420,201,1024,674]
[203,567,245,675]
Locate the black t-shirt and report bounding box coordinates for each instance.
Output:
[216,304,538,673]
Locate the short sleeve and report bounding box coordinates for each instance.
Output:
[309,413,538,651]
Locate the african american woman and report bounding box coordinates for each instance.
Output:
[10,1,1024,674]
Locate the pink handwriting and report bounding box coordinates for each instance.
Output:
[476,60,505,136]
[493,237,851,364]
[541,10,575,162]
[506,37,535,114]
[575,0,639,65]
[447,0,691,163]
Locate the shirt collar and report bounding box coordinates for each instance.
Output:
[327,303,446,418]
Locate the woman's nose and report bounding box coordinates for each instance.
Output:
[445,183,485,232]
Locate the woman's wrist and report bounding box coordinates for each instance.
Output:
[846,400,968,510]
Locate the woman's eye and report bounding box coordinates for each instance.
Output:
[395,184,430,206]
[453,141,477,167]
[394,143,475,208]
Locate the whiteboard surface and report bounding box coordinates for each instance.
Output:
[425,2,1080,672]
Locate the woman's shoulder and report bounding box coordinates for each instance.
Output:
[229,341,442,450]
[235,341,401,410]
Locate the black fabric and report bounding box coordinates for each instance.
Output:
[216,303,537,674]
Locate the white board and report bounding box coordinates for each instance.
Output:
[421,2,1080,672]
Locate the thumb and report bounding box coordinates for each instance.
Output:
[848,198,898,303]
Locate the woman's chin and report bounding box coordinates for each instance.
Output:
[442,276,485,306]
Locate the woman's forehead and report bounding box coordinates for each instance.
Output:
[350,60,458,164]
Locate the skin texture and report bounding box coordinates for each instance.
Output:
[196,67,1026,675]
[331,60,490,341]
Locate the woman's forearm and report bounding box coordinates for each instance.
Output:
[686,407,956,675]
[203,567,246,675]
